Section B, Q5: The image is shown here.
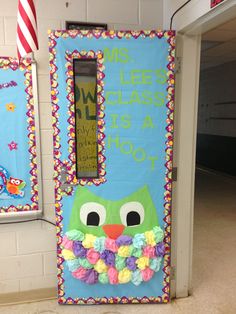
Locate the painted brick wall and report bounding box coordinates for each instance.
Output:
[0,0,163,294]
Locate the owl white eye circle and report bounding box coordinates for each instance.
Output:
[11,179,15,184]
[15,180,20,185]
[120,202,144,227]
[80,202,106,227]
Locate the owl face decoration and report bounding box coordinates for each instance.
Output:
[69,185,159,238]
[62,186,165,285]
[9,177,24,186]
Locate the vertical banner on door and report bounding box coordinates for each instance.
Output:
[0,57,38,213]
[49,30,175,304]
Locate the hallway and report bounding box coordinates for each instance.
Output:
[192,169,236,312]
[0,169,236,313]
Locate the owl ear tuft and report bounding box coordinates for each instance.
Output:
[136,185,149,195]
[125,184,151,201]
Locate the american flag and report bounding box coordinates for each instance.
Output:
[17,0,39,59]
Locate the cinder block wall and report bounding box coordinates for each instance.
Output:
[0,0,163,294]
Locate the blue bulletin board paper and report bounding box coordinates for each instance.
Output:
[49,30,175,304]
[0,58,38,213]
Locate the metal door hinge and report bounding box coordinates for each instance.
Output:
[175,57,181,74]
[170,266,176,280]
[172,167,178,182]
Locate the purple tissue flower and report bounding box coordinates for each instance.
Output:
[116,235,133,246]
[155,242,165,257]
[82,269,98,285]
[101,250,115,266]
[73,241,87,258]
[126,256,137,271]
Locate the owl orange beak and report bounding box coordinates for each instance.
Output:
[102,224,125,239]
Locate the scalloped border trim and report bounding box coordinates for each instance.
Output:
[65,49,106,186]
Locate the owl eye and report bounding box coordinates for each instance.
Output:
[80,202,106,227]
[120,202,144,227]
[11,179,15,184]
[15,180,20,185]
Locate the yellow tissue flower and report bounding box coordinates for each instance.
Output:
[62,249,75,260]
[94,259,108,273]
[118,245,130,257]
[82,234,96,248]
[118,268,132,284]
[136,256,149,270]
[145,230,156,246]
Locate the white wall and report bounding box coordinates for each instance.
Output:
[163,0,218,30]
[163,0,184,29]
[0,0,163,295]
[198,60,236,137]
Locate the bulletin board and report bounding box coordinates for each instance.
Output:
[49,30,175,304]
[0,57,39,213]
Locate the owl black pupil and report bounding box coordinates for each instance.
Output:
[127,211,140,226]
[87,212,100,226]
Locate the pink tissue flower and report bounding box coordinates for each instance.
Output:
[72,267,87,280]
[141,268,154,282]
[143,245,156,258]
[61,236,74,250]
[105,238,118,253]
[108,267,118,285]
[86,248,100,264]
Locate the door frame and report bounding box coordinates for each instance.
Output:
[172,0,236,298]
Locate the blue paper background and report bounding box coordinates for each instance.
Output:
[0,68,32,207]
[55,35,170,299]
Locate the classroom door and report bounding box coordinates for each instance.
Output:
[49,30,175,304]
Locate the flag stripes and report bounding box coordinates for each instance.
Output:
[17,0,38,59]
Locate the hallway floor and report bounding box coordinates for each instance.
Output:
[0,169,235,314]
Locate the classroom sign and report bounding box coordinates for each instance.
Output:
[0,57,38,213]
[49,30,175,304]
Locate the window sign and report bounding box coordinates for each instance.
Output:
[74,59,98,178]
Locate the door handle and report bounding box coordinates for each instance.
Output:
[59,165,74,193]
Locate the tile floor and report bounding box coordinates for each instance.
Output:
[0,169,235,314]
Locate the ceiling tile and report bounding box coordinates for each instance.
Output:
[218,18,236,31]
[202,29,236,42]
[201,16,236,68]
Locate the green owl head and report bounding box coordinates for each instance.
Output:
[69,185,159,239]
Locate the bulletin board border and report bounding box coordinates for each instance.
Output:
[48,30,175,304]
[65,49,106,186]
[0,57,38,213]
